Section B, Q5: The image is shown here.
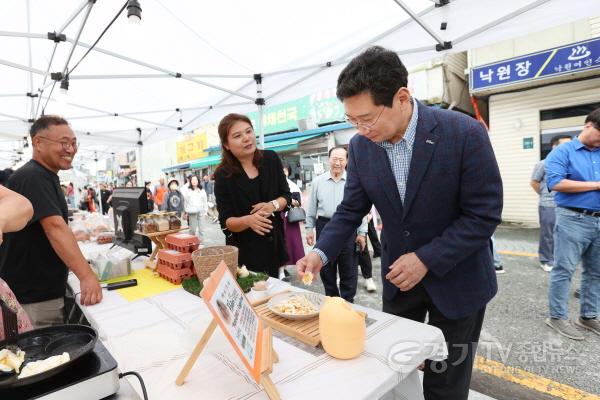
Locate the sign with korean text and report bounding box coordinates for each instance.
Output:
[248,97,310,134]
[200,261,264,383]
[470,38,600,92]
[176,132,208,163]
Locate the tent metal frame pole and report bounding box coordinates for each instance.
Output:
[26,0,35,120]
[0,34,254,101]
[265,68,324,101]
[0,31,46,39]
[261,5,435,78]
[263,4,437,102]
[34,43,59,117]
[453,0,551,45]
[396,45,438,56]
[182,79,255,129]
[0,58,47,75]
[69,100,257,121]
[255,75,265,148]
[60,1,94,76]
[69,73,254,79]
[0,94,26,98]
[390,0,445,46]
[40,97,180,129]
[61,38,254,101]
[0,112,27,122]
[57,0,91,34]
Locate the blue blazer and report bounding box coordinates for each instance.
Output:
[316,102,503,320]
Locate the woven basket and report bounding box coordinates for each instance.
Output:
[192,245,239,283]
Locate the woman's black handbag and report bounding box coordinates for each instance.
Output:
[287,207,306,223]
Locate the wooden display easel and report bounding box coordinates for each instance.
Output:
[135,228,186,270]
[175,321,281,400]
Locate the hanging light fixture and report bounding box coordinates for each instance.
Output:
[127,0,142,24]
[59,75,69,96]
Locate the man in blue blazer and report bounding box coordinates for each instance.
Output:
[297,46,503,400]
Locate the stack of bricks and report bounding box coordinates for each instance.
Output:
[156,233,200,285]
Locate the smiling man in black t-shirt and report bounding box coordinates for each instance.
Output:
[0,115,102,327]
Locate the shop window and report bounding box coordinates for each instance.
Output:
[539,129,579,160]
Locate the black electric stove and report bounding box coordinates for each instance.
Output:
[0,340,120,399]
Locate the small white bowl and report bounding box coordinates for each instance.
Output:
[250,282,273,300]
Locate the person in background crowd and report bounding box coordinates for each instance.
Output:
[530,135,572,272]
[214,113,291,278]
[86,186,97,213]
[203,174,214,198]
[154,177,167,210]
[491,234,504,274]
[144,181,155,211]
[0,115,102,328]
[0,185,34,339]
[180,174,192,195]
[544,108,600,340]
[100,183,112,215]
[304,146,368,303]
[78,187,88,211]
[66,182,75,208]
[205,174,219,224]
[367,206,382,258]
[280,163,305,281]
[183,175,208,239]
[125,180,133,188]
[164,179,185,217]
[356,214,377,292]
[297,46,503,399]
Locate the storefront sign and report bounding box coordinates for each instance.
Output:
[470,38,600,92]
[176,132,208,163]
[248,90,346,135]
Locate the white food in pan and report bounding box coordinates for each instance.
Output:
[18,352,70,379]
[0,348,25,373]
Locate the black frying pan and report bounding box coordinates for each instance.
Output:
[0,300,97,388]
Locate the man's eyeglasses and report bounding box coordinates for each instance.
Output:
[344,106,386,130]
[37,136,79,151]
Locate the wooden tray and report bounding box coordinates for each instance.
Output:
[253,302,321,347]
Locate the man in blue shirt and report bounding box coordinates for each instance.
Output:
[544,108,600,340]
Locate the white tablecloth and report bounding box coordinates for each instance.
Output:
[70,242,447,400]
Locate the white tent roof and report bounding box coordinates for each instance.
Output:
[0,0,592,168]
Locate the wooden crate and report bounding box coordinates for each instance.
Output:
[253,303,321,347]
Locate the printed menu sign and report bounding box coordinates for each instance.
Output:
[200,261,263,382]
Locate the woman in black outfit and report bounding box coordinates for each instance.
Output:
[214,113,291,278]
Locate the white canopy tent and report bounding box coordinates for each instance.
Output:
[0,0,592,170]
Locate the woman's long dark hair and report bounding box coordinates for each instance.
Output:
[215,113,262,177]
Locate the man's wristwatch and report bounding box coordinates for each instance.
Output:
[271,199,280,212]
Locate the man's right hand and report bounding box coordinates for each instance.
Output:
[79,274,103,306]
[296,251,323,277]
[306,231,315,246]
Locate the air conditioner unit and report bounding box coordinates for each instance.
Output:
[297,118,316,131]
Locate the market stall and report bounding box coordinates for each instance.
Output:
[63,241,447,400]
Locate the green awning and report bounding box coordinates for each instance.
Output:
[189,154,222,169]
[264,133,322,152]
[175,132,325,171]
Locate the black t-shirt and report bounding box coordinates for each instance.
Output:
[0,159,69,304]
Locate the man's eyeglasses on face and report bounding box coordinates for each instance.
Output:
[37,136,79,151]
[345,106,386,131]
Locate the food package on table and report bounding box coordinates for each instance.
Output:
[97,232,115,244]
[69,219,91,242]
[88,247,133,281]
